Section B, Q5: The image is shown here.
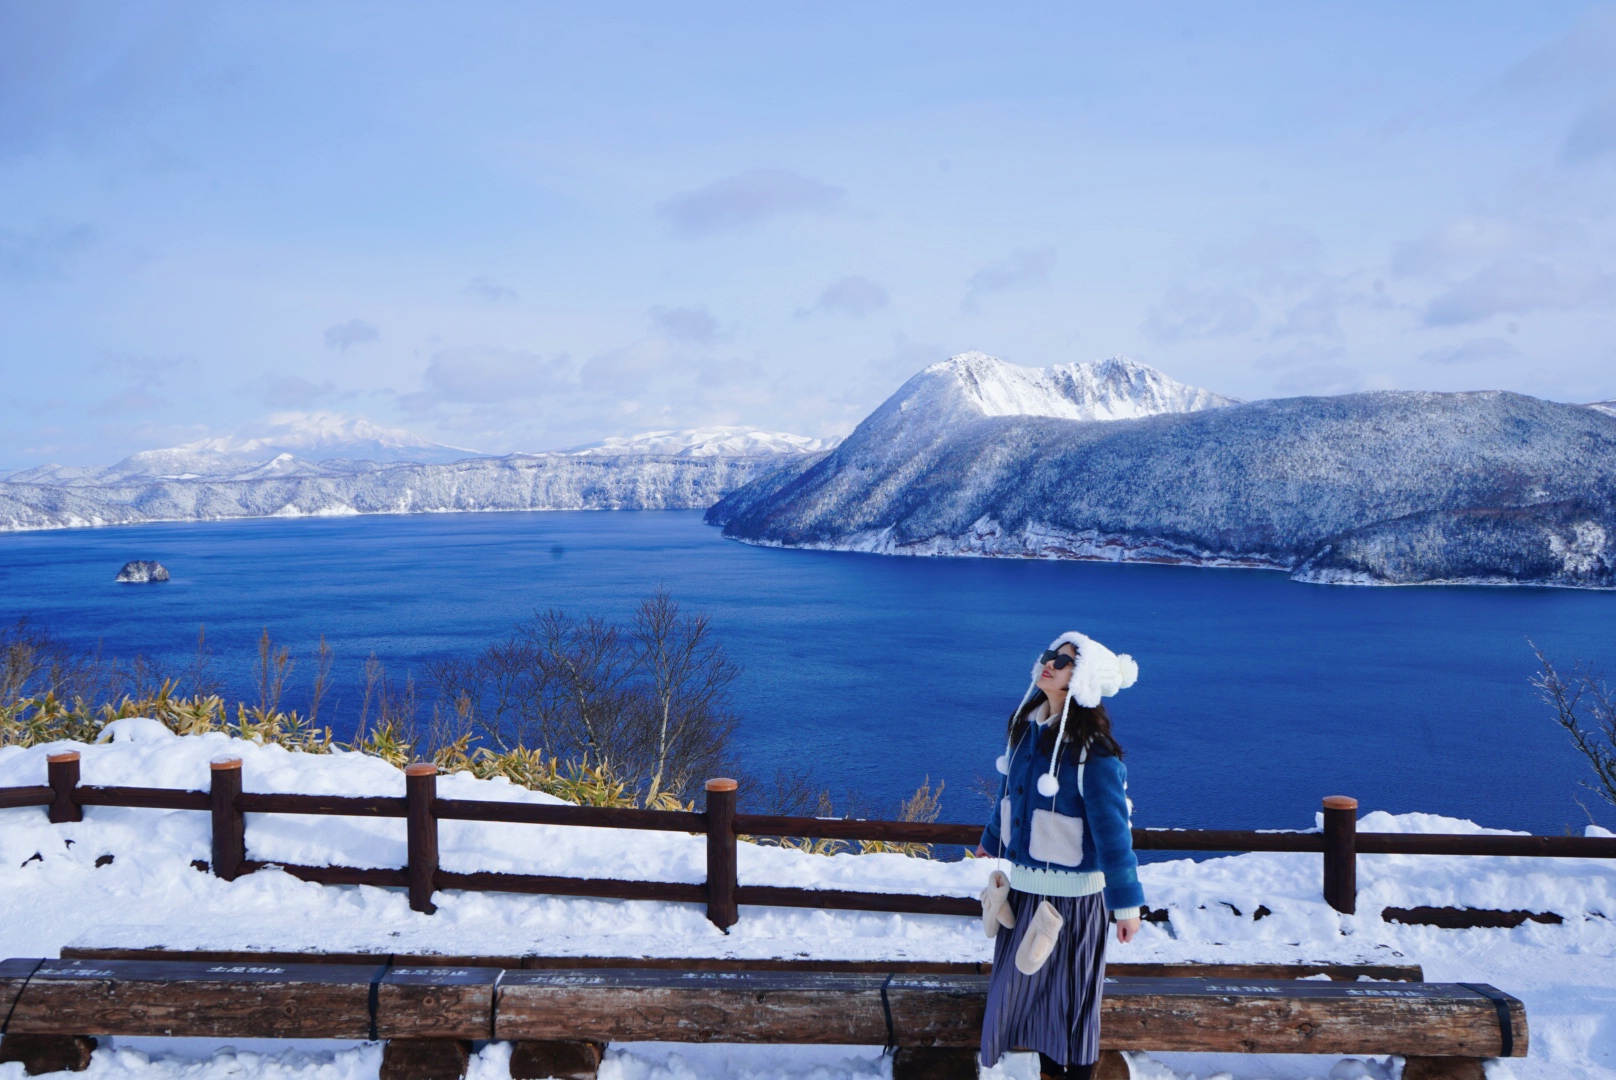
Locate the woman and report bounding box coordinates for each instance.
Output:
[975,632,1144,1080]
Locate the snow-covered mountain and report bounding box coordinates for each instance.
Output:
[185,412,481,465]
[710,363,1616,589]
[561,426,839,457]
[1588,400,1616,419]
[906,352,1236,424]
[0,416,836,532]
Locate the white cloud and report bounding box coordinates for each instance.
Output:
[1143,282,1259,342]
[798,275,889,319]
[1391,218,1521,277]
[1271,288,1341,339]
[579,340,671,391]
[1272,362,1360,396]
[418,346,572,403]
[649,305,720,344]
[1420,337,1521,366]
[253,374,339,407]
[1422,258,1616,325]
[466,276,518,303]
[0,219,94,280]
[962,247,1056,311]
[656,170,844,235]
[323,319,378,350]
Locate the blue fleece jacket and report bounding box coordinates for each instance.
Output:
[979,721,1146,913]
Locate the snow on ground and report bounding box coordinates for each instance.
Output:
[1,724,1613,1080]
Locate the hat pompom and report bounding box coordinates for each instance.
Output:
[1116,653,1139,689]
[1036,773,1060,798]
[995,754,1009,775]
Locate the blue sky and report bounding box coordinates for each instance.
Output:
[3,2,1615,466]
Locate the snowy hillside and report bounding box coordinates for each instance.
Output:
[0,728,1613,1080]
[710,377,1616,589]
[0,455,790,532]
[182,412,482,466]
[907,353,1235,424]
[0,416,835,532]
[561,427,839,457]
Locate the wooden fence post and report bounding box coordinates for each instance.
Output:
[705,778,739,931]
[210,757,246,881]
[46,752,82,824]
[1322,795,1358,914]
[405,763,440,914]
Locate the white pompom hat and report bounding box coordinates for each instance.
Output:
[996,631,1139,798]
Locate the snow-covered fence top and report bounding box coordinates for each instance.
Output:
[3,746,1614,931]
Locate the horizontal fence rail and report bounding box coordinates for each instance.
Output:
[1,751,1612,929]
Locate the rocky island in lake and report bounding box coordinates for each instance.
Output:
[115,561,170,583]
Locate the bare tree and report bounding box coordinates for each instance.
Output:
[420,593,742,801]
[1534,644,1616,814]
[0,619,112,706]
[184,626,222,698]
[631,588,740,802]
[423,636,539,751]
[254,628,294,716]
[307,636,333,726]
[519,610,640,766]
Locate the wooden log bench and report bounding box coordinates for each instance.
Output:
[56,943,1428,983]
[0,957,1525,1080]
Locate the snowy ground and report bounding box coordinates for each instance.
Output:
[1,721,1612,1080]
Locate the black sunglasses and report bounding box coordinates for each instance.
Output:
[1038,649,1078,670]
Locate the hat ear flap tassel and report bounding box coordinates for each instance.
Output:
[1038,694,1072,798]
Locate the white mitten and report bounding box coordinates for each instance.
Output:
[979,870,1015,938]
[1013,899,1064,975]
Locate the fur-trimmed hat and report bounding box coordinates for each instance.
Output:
[1029,631,1139,709]
[997,631,1139,798]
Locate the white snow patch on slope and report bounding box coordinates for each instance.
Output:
[0,735,1611,1080]
[918,353,1235,423]
[560,427,838,457]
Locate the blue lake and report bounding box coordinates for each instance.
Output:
[1,510,1611,838]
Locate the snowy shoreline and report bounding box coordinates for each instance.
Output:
[724,530,1616,592]
[2,723,1613,1080]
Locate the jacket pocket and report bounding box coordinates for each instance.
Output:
[1028,809,1085,866]
[999,798,1012,849]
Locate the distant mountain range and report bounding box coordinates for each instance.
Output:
[709,353,1616,589]
[0,415,830,532]
[560,426,839,457]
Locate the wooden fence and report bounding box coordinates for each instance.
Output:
[2,751,1613,929]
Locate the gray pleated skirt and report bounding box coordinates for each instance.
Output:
[978,889,1109,1069]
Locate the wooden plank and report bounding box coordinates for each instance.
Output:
[1,959,44,1031]
[377,967,500,1040]
[434,799,704,833]
[53,948,1424,982]
[0,787,51,811]
[1382,906,1563,928]
[1133,829,1324,853]
[494,969,910,1044]
[379,1039,471,1080]
[75,787,209,812]
[5,959,386,1039]
[494,969,1525,1056]
[508,1040,602,1080]
[436,870,706,905]
[235,793,406,817]
[733,815,981,846]
[60,947,395,966]
[0,1034,97,1073]
[1357,833,1616,858]
[240,862,410,888]
[735,886,976,917]
[1099,978,1527,1057]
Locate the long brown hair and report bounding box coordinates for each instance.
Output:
[1007,689,1124,760]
